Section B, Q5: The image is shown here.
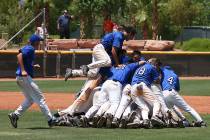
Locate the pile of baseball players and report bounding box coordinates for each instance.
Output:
[53,27,206,129]
[8,27,206,129]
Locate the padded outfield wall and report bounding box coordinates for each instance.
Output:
[0,50,210,78]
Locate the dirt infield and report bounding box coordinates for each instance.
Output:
[0,92,209,114]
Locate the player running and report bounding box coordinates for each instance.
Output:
[8,34,57,128]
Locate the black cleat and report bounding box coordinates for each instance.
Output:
[53,112,60,118]
[128,111,137,122]
[142,119,151,129]
[48,117,58,127]
[92,115,100,128]
[97,116,106,128]
[80,65,89,75]
[111,117,120,128]
[151,116,165,128]
[119,118,127,129]
[80,116,89,127]
[65,68,73,81]
[106,113,113,128]
[8,113,18,128]
[193,121,207,127]
[127,121,141,129]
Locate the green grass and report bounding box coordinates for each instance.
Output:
[175,38,210,52]
[0,111,209,140]
[0,80,85,93]
[0,79,210,96]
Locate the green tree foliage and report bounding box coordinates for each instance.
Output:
[0,0,33,43]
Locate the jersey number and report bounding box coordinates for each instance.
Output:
[167,77,174,85]
[138,67,146,75]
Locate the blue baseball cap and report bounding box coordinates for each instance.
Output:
[29,34,43,43]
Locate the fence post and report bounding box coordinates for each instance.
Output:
[72,51,76,69]
[56,51,61,78]
[43,51,47,77]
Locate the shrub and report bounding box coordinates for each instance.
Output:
[176,38,210,52]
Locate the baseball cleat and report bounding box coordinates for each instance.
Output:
[8,113,19,128]
[111,117,120,128]
[97,116,106,128]
[193,121,207,127]
[127,121,140,129]
[142,119,151,129]
[80,65,89,75]
[92,115,100,128]
[119,118,127,129]
[128,111,137,122]
[106,113,113,128]
[48,117,58,127]
[64,68,73,81]
[151,116,165,128]
[80,116,89,127]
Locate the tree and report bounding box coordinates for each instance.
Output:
[168,0,203,43]
[0,0,33,43]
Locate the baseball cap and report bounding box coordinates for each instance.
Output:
[29,34,43,43]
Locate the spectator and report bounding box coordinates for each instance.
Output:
[57,10,73,39]
[35,23,48,39]
[103,15,114,34]
[35,23,48,50]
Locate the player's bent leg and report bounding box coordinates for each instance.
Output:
[87,44,111,69]
[131,83,150,120]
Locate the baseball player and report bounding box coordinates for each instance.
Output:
[130,58,164,128]
[160,65,206,127]
[64,26,137,80]
[96,61,146,128]
[8,34,56,128]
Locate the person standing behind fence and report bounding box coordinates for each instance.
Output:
[57,10,73,39]
[8,34,57,128]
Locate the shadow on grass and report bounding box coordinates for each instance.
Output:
[24,127,52,130]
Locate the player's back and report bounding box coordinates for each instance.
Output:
[108,63,139,85]
[161,66,180,91]
[131,63,159,87]
[101,31,124,54]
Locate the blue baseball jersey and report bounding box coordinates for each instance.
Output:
[108,63,140,85]
[120,55,132,64]
[16,45,35,77]
[161,66,180,91]
[101,31,124,56]
[131,63,159,86]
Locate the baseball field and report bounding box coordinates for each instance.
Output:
[0,78,210,140]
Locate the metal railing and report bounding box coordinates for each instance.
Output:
[0,8,46,50]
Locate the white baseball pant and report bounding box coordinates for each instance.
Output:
[163,89,203,122]
[131,82,161,120]
[85,87,108,119]
[59,80,94,115]
[102,80,122,116]
[151,84,169,114]
[114,84,132,119]
[72,43,111,78]
[14,76,53,121]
